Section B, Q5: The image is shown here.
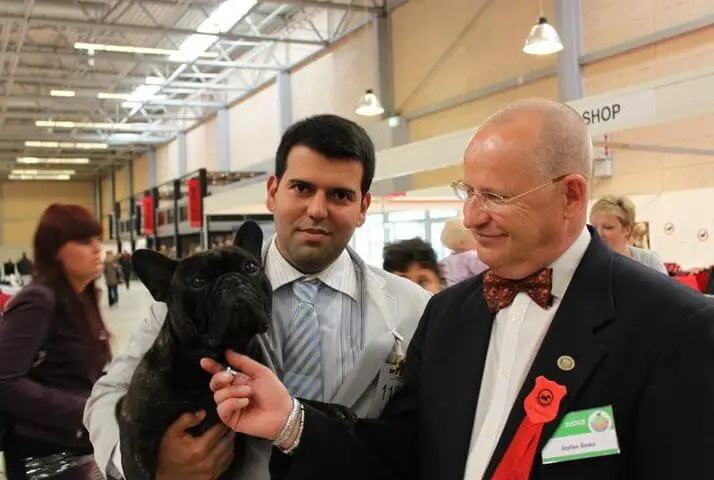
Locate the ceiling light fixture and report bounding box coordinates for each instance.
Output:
[35,120,171,132]
[73,42,219,59]
[24,141,108,149]
[17,157,90,164]
[9,174,72,181]
[97,92,130,100]
[50,90,76,97]
[12,169,76,175]
[355,89,385,117]
[523,0,563,57]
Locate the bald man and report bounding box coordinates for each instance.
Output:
[205,99,714,480]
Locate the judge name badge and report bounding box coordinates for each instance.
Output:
[542,405,621,464]
[367,330,406,418]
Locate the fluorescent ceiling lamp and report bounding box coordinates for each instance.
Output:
[74,42,218,59]
[24,141,108,149]
[17,157,90,164]
[169,0,257,63]
[9,174,72,181]
[12,169,76,175]
[355,89,385,117]
[523,16,563,55]
[97,92,129,100]
[36,120,157,131]
[50,90,76,97]
[104,76,168,107]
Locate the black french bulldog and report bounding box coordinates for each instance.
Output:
[116,220,272,480]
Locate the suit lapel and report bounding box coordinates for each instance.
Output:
[331,256,395,408]
[484,233,616,477]
[438,282,497,478]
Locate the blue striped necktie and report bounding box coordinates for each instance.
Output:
[283,278,323,401]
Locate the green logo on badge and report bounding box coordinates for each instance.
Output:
[588,410,611,432]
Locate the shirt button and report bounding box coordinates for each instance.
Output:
[513,315,520,322]
[488,430,494,437]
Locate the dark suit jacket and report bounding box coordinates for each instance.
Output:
[0,283,103,449]
[271,229,714,479]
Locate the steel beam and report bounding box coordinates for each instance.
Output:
[262,0,383,13]
[9,45,288,70]
[2,0,220,13]
[276,70,293,132]
[0,13,327,46]
[0,132,169,143]
[1,95,225,109]
[94,177,102,218]
[581,13,714,65]
[372,11,395,115]
[177,131,188,177]
[556,0,583,101]
[0,111,201,121]
[148,148,158,188]
[217,108,231,171]
[597,141,714,157]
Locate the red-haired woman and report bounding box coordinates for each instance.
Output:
[0,203,112,479]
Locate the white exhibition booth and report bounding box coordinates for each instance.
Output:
[205,66,714,268]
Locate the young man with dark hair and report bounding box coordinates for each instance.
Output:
[383,238,443,294]
[84,114,431,480]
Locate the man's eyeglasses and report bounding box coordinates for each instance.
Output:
[450,175,568,212]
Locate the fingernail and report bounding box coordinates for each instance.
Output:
[195,410,205,418]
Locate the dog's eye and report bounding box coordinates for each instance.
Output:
[242,262,259,275]
[190,276,207,289]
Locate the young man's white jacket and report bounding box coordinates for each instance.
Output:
[83,245,431,480]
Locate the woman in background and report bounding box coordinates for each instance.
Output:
[383,238,443,294]
[439,217,488,286]
[590,195,667,274]
[103,251,120,307]
[0,203,112,479]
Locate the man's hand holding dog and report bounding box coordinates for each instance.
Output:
[201,350,294,445]
[156,410,235,480]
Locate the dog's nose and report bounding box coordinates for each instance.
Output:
[218,275,242,290]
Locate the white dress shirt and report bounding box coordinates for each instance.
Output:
[265,237,363,402]
[463,227,591,479]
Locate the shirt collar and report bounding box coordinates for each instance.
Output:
[549,226,591,299]
[264,236,358,301]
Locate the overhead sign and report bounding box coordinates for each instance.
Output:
[568,90,656,135]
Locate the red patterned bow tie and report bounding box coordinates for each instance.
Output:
[483,269,554,313]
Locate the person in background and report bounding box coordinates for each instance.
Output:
[439,217,489,286]
[16,253,32,286]
[3,258,16,284]
[3,258,16,280]
[589,195,667,274]
[118,252,133,291]
[630,222,649,250]
[0,204,111,480]
[103,252,120,307]
[383,238,443,294]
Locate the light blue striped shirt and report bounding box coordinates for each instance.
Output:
[264,237,363,402]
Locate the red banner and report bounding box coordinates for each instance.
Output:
[187,178,202,228]
[142,194,154,235]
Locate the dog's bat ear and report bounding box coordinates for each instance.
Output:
[234,220,263,261]
[131,249,178,301]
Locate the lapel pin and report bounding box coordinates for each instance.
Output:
[557,355,575,371]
